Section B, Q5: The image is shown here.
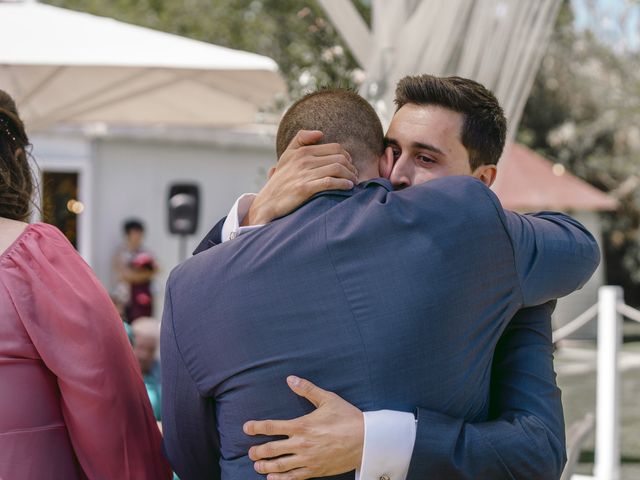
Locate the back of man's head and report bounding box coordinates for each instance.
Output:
[276,89,384,171]
[395,75,507,169]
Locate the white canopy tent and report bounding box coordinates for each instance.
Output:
[319,0,562,138]
[0,0,286,131]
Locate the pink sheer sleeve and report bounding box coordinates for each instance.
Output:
[1,223,171,479]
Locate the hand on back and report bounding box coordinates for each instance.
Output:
[243,376,364,480]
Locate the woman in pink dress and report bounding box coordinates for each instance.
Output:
[0,91,171,479]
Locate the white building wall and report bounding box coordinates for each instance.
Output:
[90,136,274,316]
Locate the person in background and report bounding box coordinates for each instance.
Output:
[112,219,159,322]
[0,89,171,480]
[132,317,162,421]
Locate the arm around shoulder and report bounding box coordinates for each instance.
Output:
[501,209,600,306]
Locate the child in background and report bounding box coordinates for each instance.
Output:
[112,219,159,322]
[131,317,162,421]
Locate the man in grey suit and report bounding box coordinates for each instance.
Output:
[162,85,599,479]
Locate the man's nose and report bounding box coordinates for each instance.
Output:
[390,157,412,190]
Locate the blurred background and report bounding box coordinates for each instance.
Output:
[1,0,638,477]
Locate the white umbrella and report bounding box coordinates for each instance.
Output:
[0,0,286,131]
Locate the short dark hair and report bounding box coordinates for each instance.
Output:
[394,75,507,169]
[276,89,384,170]
[124,219,145,235]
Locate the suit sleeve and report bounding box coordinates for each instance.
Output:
[407,302,566,480]
[161,281,221,479]
[499,209,600,306]
[394,177,599,307]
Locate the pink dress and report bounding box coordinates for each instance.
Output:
[0,223,171,480]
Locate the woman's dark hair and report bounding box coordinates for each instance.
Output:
[0,89,33,222]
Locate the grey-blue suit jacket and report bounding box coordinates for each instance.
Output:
[162,176,599,479]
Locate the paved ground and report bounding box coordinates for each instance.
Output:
[556,323,640,479]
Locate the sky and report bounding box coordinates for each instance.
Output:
[572,0,640,51]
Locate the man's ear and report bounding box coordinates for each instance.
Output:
[378,147,394,179]
[267,166,277,179]
[472,164,497,187]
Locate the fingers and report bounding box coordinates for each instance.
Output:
[288,130,324,149]
[266,467,314,480]
[280,133,357,179]
[305,177,354,195]
[283,135,352,164]
[287,376,334,408]
[244,418,297,437]
[254,455,302,475]
[305,153,358,178]
[248,438,297,461]
[310,163,357,185]
[296,143,351,160]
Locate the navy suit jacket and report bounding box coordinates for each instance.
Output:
[163,177,599,479]
[192,222,567,479]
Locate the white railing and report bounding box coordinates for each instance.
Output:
[553,304,598,343]
[554,286,640,480]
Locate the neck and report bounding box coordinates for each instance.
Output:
[357,166,382,182]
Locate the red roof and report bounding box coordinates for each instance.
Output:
[491,143,618,212]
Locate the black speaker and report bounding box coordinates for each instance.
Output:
[168,183,200,235]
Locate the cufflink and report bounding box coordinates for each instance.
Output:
[229,231,238,240]
[379,475,391,480]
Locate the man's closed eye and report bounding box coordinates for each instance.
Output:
[417,155,437,165]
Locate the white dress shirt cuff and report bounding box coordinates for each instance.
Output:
[221,193,260,242]
[355,410,416,480]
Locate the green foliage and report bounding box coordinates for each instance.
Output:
[519,0,640,297]
[44,0,369,100]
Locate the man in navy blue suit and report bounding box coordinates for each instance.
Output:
[189,76,575,479]
[165,77,597,478]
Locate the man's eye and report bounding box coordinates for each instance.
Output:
[392,149,401,159]
[418,155,436,164]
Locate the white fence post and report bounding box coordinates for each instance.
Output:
[594,286,623,480]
